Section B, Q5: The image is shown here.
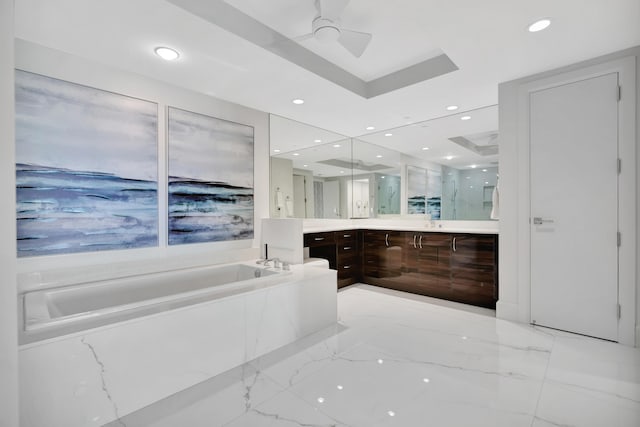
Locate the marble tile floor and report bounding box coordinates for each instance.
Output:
[108,284,640,427]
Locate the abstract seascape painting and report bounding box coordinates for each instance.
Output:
[15,70,159,257]
[168,107,254,245]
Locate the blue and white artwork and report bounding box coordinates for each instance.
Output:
[15,70,158,257]
[168,107,254,245]
[407,166,427,214]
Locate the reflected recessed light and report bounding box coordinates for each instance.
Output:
[482,169,487,172]
[293,153,300,156]
[317,397,325,403]
[381,176,386,179]
[423,378,430,383]
[470,186,473,189]
[376,155,383,158]
[337,385,344,390]
[461,336,468,340]
[154,47,179,61]
[446,105,459,111]
[387,410,396,417]
[366,126,375,130]
[470,165,477,169]
[340,170,345,174]
[314,139,322,143]
[273,149,281,153]
[445,156,454,160]
[461,116,471,121]
[384,133,393,137]
[422,147,430,151]
[465,176,470,179]
[292,99,305,105]
[303,164,308,167]
[528,18,551,33]
[333,144,341,148]
[377,358,384,364]
[485,181,489,184]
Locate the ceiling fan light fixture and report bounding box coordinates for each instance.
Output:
[313,17,340,43]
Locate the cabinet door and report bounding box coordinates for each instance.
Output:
[417,233,452,300]
[362,230,403,284]
[450,234,497,308]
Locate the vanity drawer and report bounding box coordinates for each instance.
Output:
[304,232,335,247]
[335,230,357,244]
[337,243,357,255]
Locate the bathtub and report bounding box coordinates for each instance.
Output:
[19,261,337,427]
[21,263,287,343]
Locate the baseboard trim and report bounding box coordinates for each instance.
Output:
[496,300,519,322]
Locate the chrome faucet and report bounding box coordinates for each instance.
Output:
[258,258,281,268]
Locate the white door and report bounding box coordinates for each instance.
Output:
[530,73,619,341]
[323,180,340,218]
[293,175,306,218]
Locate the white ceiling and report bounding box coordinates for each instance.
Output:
[14,0,640,139]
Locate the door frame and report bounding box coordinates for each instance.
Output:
[504,56,636,346]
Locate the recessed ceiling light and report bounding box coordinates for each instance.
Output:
[293,153,300,156]
[381,176,386,179]
[445,155,454,160]
[303,164,308,167]
[376,155,383,158]
[340,170,345,174]
[528,18,551,33]
[337,385,344,390]
[333,144,341,148]
[470,165,477,168]
[384,133,393,137]
[366,126,375,131]
[273,149,281,153]
[317,397,325,403]
[314,139,322,143]
[460,116,471,121]
[423,378,430,383]
[292,98,305,105]
[422,147,430,150]
[446,105,459,111]
[482,169,487,172]
[154,47,180,61]
[485,181,489,184]
[387,411,396,417]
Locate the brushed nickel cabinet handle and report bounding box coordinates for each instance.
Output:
[343,234,351,238]
[419,235,423,249]
[314,237,325,241]
[385,233,389,247]
[452,236,457,252]
[343,246,352,250]
[413,234,417,249]
[343,265,351,269]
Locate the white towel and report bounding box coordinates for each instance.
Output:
[490,181,499,220]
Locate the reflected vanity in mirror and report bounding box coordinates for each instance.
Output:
[270,105,499,221]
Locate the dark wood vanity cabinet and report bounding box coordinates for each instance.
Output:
[449,234,498,308]
[305,229,497,308]
[305,230,360,289]
[403,232,452,300]
[361,230,404,287]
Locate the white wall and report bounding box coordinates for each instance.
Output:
[14,39,270,281]
[293,168,315,218]
[498,47,639,346]
[1,1,19,425]
[270,157,293,218]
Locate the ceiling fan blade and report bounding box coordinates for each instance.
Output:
[317,0,350,20]
[338,29,372,57]
[292,33,315,42]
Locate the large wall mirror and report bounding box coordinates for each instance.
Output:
[270,105,498,220]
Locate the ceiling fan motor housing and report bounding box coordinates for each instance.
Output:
[312,16,341,42]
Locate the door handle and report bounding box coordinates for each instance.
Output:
[533,217,554,225]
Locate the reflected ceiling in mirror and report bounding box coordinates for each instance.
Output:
[356,105,498,171]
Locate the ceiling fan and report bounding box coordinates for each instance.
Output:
[295,0,373,58]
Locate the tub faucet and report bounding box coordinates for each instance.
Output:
[261,258,281,268]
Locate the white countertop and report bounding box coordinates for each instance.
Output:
[302,219,499,235]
